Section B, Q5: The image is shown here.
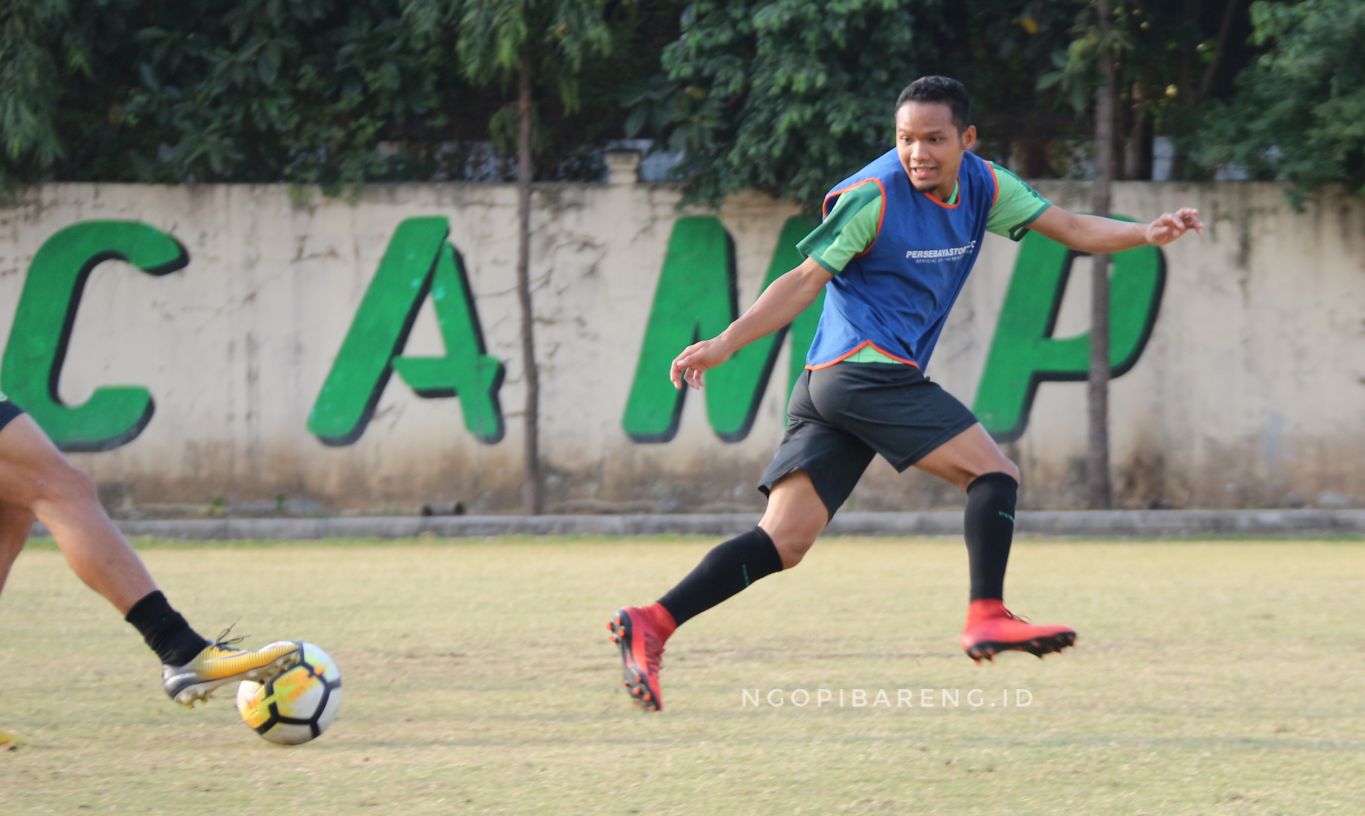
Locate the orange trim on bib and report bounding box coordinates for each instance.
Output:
[822,178,887,259]
[918,178,962,209]
[987,161,1000,207]
[903,159,963,210]
[806,340,921,371]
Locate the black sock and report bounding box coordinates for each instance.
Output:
[124,591,209,666]
[964,473,1018,601]
[658,527,784,627]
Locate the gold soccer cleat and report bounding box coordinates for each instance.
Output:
[162,633,301,707]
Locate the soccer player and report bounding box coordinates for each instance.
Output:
[0,393,300,706]
[609,76,1203,711]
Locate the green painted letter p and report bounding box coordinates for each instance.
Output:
[973,224,1164,441]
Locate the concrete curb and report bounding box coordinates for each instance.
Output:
[52,509,1365,540]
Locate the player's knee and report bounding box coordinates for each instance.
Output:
[775,537,813,570]
[770,532,816,568]
[961,459,1019,493]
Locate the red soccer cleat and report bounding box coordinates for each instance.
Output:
[607,604,674,712]
[961,599,1077,663]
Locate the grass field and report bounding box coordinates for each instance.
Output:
[2,535,1362,815]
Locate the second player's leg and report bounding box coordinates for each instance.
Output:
[0,500,35,595]
[0,414,303,705]
[0,414,156,613]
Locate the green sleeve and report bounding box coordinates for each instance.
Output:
[986,162,1052,241]
[795,181,883,274]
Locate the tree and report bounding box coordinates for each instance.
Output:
[635,0,943,209]
[2,1,665,191]
[404,0,612,514]
[1088,0,1118,509]
[949,2,1091,178]
[1039,0,1249,181]
[1192,0,1365,200]
[0,0,87,191]
[1,0,463,192]
[123,0,453,191]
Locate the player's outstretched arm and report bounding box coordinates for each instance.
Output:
[1031,205,1204,253]
[670,256,832,390]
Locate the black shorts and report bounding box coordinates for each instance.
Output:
[0,395,21,433]
[757,363,978,517]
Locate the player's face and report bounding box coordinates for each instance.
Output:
[895,101,976,201]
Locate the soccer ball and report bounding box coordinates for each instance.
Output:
[236,641,343,745]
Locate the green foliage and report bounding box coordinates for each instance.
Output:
[403,0,613,158]
[1192,0,1365,199]
[0,0,86,186]
[119,0,450,190]
[947,2,1090,177]
[632,1,1099,206]
[0,0,461,191]
[1039,3,1216,133]
[0,0,635,190]
[641,0,940,209]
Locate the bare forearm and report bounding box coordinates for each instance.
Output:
[1058,214,1149,254]
[670,258,832,390]
[718,263,828,351]
[1033,205,1204,253]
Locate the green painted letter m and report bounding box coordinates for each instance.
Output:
[622,216,822,443]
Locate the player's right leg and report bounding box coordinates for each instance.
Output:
[0,411,299,705]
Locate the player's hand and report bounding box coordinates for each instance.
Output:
[670,337,736,390]
[1145,208,1203,246]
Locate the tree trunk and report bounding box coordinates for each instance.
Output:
[1122,82,1149,180]
[517,49,543,515]
[1088,0,1116,509]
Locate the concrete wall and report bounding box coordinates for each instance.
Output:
[0,168,1361,513]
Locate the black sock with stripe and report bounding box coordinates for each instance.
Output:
[964,472,1018,600]
[125,590,209,666]
[658,527,784,627]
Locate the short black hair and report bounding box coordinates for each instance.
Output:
[896,76,971,132]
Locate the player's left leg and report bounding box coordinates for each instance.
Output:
[0,413,300,704]
[609,472,837,712]
[915,423,1076,661]
[608,371,871,712]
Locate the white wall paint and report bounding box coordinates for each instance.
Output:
[0,177,1360,513]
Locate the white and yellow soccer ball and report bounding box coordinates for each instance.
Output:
[236,642,342,745]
